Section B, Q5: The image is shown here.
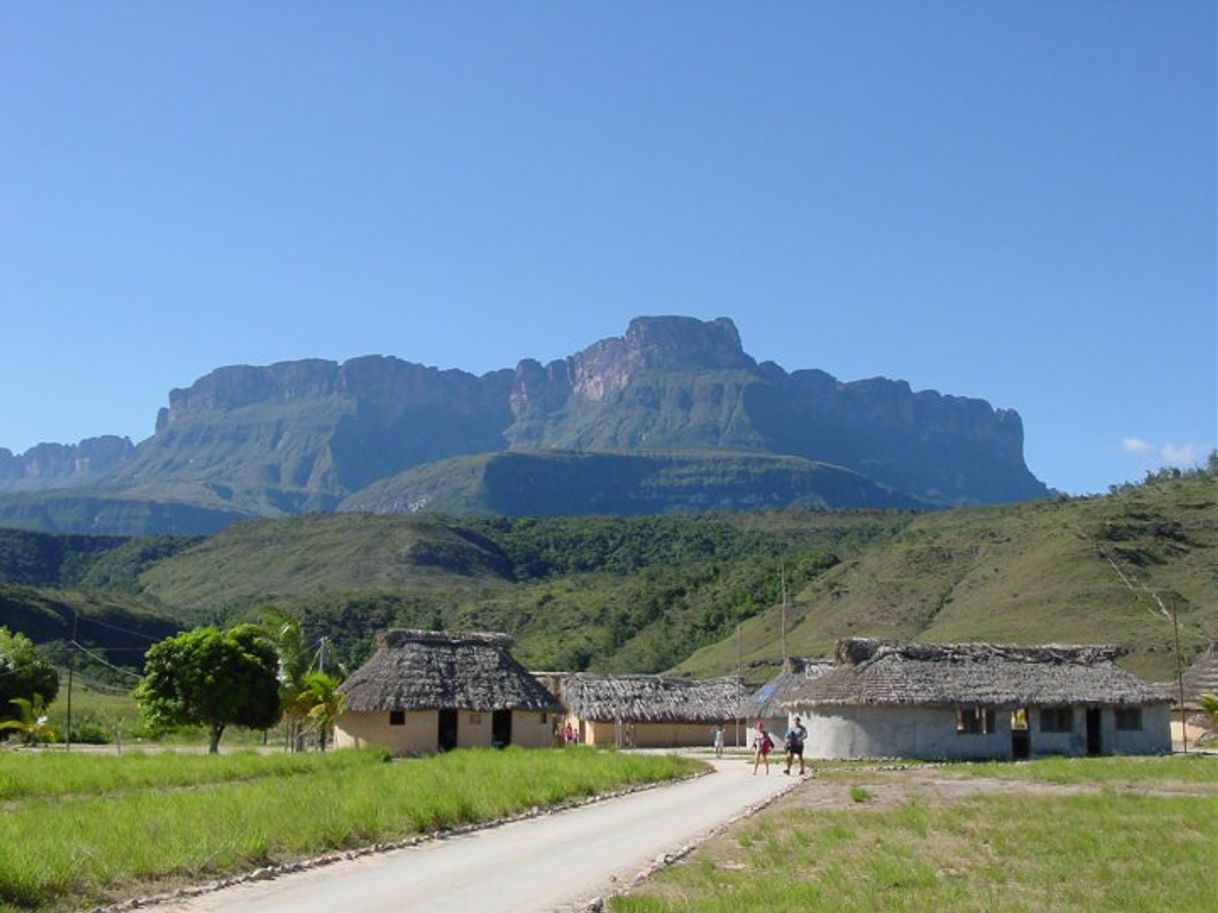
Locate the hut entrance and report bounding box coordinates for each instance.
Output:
[492,709,512,748]
[1085,707,1102,756]
[438,709,459,752]
[1011,708,1030,760]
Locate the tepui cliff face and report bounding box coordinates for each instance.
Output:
[0,316,1048,533]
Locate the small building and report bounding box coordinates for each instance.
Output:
[559,673,744,748]
[784,638,1172,761]
[742,656,833,738]
[335,629,562,756]
[1168,641,1218,744]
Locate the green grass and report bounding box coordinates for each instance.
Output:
[0,746,701,911]
[614,791,1218,912]
[0,746,390,801]
[849,785,874,802]
[954,754,1218,785]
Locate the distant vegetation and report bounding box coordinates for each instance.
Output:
[0,464,1213,713]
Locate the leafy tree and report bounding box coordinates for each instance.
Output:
[298,671,345,752]
[0,695,57,745]
[0,627,59,733]
[136,624,281,754]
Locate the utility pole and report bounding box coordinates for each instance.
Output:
[319,636,327,675]
[780,563,788,666]
[735,622,742,748]
[66,612,77,753]
[1171,595,1188,754]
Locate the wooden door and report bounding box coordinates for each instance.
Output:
[438,709,459,752]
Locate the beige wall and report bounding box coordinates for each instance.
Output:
[513,710,557,748]
[335,709,440,756]
[335,708,559,756]
[566,716,723,749]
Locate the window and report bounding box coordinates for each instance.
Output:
[389,710,406,726]
[469,713,482,725]
[540,712,548,724]
[956,707,995,734]
[1115,707,1143,731]
[1039,707,1073,733]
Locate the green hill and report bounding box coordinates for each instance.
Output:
[339,450,924,516]
[1,469,1212,684]
[674,472,1217,682]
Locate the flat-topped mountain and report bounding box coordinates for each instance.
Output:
[0,316,1048,534]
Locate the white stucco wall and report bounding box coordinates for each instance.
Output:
[1105,705,1172,754]
[788,704,1172,761]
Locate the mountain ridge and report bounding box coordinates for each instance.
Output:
[0,316,1048,533]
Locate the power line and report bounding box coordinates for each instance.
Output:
[73,614,161,642]
[70,641,143,681]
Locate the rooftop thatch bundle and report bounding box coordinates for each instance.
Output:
[340,630,561,713]
[560,673,745,723]
[785,638,1171,710]
[1179,642,1218,708]
[742,657,834,720]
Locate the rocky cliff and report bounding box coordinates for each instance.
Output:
[0,316,1048,532]
[0,436,134,492]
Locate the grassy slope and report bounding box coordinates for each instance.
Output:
[137,513,516,610]
[675,475,1217,681]
[339,449,923,516]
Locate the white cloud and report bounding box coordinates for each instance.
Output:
[1160,442,1200,466]
[1121,437,1153,454]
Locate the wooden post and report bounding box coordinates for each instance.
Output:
[66,612,77,752]
[780,563,787,666]
[1172,595,1188,754]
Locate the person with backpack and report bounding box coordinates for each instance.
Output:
[784,715,808,776]
[752,720,773,775]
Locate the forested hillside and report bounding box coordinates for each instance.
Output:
[1,467,1212,685]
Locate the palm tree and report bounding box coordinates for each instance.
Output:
[1199,693,1218,731]
[258,607,313,752]
[299,672,346,752]
[0,695,56,745]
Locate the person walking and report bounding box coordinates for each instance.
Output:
[712,724,725,758]
[784,715,808,776]
[751,721,773,775]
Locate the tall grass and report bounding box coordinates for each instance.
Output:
[0,747,390,801]
[614,791,1218,912]
[0,747,699,911]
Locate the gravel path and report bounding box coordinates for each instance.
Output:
[144,755,793,913]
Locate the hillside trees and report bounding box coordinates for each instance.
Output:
[136,625,281,753]
[0,627,59,733]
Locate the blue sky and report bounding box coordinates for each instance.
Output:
[1,3,1213,494]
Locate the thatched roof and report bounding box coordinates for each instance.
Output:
[1179,642,1218,708]
[560,673,745,723]
[743,657,834,720]
[785,638,1171,709]
[340,630,561,713]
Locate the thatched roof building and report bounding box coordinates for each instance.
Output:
[340,630,561,713]
[560,673,744,724]
[1179,641,1218,709]
[743,656,833,723]
[786,638,1171,709]
[782,638,1173,760]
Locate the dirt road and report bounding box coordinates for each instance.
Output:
[148,755,793,913]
